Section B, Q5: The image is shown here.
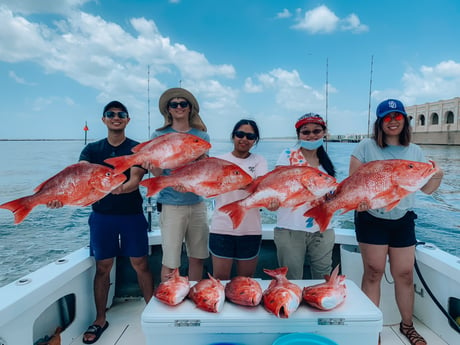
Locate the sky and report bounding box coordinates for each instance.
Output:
[1,0,460,141]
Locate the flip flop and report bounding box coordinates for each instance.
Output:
[82,321,109,344]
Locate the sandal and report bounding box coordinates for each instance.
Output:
[83,322,109,344]
[399,322,427,345]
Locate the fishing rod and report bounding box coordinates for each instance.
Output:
[414,242,460,333]
[145,64,154,232]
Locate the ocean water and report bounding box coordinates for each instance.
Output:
[0,139,459,287]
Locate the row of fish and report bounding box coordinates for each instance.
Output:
[0,132,439,228]
[154,266,346,318]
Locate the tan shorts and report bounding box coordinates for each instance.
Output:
[274,227,335,279]
[160,202,209,268]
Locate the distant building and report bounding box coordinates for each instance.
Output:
[406,97,460,145]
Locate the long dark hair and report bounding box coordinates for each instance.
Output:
[231,119,261,144]
[373,116,411,148]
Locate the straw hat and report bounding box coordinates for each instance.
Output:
[157,88,207,131]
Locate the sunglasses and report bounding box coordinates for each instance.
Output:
[169,101,189,109]
[234,130,257,140]
[300,129,323,136]
[383,113,404,122]
[104,111,129,119]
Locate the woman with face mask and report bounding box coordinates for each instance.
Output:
[273,113,336,280]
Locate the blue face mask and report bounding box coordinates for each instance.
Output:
[299,137,324,150]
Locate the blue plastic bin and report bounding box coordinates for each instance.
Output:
[272,333,339,345]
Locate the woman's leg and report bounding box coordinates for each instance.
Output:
[359,243,389,306]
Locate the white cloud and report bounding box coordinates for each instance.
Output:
[401,60,460,104]
[276,9,291,19]
[292,5,368,34]
[8,70,35,85]
[340,13,369,33]
[0,0,91,15]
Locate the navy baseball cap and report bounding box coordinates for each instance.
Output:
[376,99,407,118]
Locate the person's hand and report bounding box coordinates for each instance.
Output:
[142,161,155,171]
[46,200,63,209]
[111,184,125,195]
[266,199,280,211]
[356,201,370,212]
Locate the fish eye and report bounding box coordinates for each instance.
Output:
[408,164,414,169]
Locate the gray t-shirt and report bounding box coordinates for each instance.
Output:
[351,138,426,220]
[151,127,210,205]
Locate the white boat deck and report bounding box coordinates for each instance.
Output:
[70,298,448,345]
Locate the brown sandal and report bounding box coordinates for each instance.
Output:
[400,322,427,345]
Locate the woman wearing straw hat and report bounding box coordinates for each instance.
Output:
[148,87,210,282]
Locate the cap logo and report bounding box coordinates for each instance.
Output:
[388,100,398,109]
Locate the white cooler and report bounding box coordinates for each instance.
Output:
[142,279,382,345]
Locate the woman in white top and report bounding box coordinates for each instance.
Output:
[274,113,336,280]
[209,119,268,280]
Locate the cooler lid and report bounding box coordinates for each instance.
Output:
[142,279,382,325]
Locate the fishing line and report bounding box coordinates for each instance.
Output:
[414,241,460,333]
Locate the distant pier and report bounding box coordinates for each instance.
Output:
[406,96,460,145]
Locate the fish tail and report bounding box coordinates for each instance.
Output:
[103,155,132,174]
[139,177,168,197]
[218,202,246,229]
[0,197,33,224]
[304,203,332,233]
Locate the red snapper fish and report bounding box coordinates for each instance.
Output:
[140,157,253,198]
[188,273,225,313]
[302,265,346,310]
[219,165,337,229]
[305,159,439,232]
[224,276,263,307]
[154,268,190,306]
[0,162,126,224]
[262,267,302,318]
[104,132,211,174]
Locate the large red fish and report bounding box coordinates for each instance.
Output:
[140,157,253,198]
[218,165,337,229]
[188,273,225,313]
[302,265,346,310]
[0,162,126,224]
[262,267,302,318]
[224,276,263,307]
[154,268,190,306]
[305,159,439,232]
[104,132,211,174]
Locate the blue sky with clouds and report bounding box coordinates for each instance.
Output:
[1,0,460,141]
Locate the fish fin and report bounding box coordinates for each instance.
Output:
[0,197,33,224]
[384,199,401,211]
[139,177,168,197]
[304,203,333,233]
[130,140,151,153]
[328,264,340,283]
[104,155,132,174]
[263,266,288,278]
[218,202,246,229]
[244,176,263,194]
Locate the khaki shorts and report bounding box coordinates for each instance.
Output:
[274,227,335,279]
[160,202,209,268]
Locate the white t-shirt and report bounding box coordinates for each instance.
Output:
[275,145,324,233]
[210,152,268,236]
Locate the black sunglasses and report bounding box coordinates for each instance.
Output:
[104,111,129,119]
[300,129,323,136]
[234,130,257,140]
[169,101,189,109]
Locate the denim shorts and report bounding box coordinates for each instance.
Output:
[88,212,149,260]
[209,233,262,260]
[354,210,417,248]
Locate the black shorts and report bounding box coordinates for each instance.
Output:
[209,233,262,260]
[354,210,417,248]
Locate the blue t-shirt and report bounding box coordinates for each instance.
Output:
[151,127,210,205]
[79,137,145,214]
[351,138,426,220]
